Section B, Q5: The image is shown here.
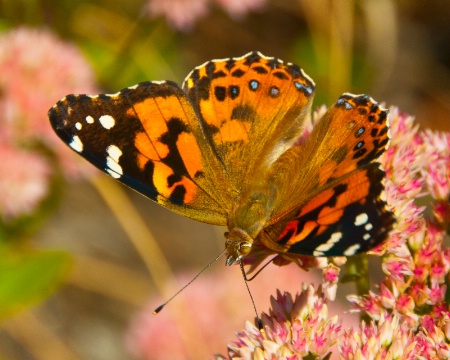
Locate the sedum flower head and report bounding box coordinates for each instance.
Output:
[225,285,341,359]
[0,27,97,221]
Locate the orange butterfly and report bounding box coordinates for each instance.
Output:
[49,51,395,266]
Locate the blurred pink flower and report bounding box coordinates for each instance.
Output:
[0,26,98,179]
[144,0,266,30]
[215,0,266,19]
[0,27,98,220]
[0,143,51,221]
[145,0,209,30]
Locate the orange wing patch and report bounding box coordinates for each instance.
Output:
[128,91,206,207]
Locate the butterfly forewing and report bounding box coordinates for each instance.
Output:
[49,81,228,225]
[183,51,316,196]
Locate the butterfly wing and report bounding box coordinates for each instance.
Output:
[258,94,395,256]
[49,81,227,225]
[183,51,315,199]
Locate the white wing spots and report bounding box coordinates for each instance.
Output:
[255,51,275,62]
[105,145,123,179]
[75,122,82,130]
[105,91,121,98]
[151,80,166,85]
[363,233,371,241]
[88,95,99,99]
[354,213,369,226]
[128,84,139,90]
[313,231,342,256]
[69,135,83,153]
[99,115,115,129]
[344,244,361,256]
[365,223,373,231]
[67,107,73,115]
[86,115,94,124]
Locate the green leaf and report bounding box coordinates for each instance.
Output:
[0,246,72,320]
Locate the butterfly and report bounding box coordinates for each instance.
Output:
[49,51,395,266]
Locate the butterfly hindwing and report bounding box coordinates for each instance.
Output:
[257,94,395,256]
[261,163,394,256]
[49,81,228,225]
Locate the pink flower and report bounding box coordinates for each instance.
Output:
[145,0,209,30]
[0,27,97,179]
[144,0,266,30]
[215,0,266,19]
[339,314,417,359]
[420,130,450,201]
[225,286,341,359]
[0,143,51,221]
[322,263,340,301]
[0,27,98,221]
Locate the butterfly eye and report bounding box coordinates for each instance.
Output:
[239,242,252,256]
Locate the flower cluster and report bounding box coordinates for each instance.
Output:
[145,0,266,30]
[225,286,341,359]
[0,27,97,221]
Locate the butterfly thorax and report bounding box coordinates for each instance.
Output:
[224,184,279,265]
[224,228,254,265]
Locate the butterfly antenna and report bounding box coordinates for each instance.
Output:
[239,261,264,331]
[243,256,275,282]
[153,248,227,314]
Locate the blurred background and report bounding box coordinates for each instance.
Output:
[0,0,449,359]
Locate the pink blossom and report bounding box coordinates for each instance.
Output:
[144,0,266,30]
[0,27,97,179]
[215,0,266,19]
[145,0,209,30]
[0,143,51,220]
[226,286,341,359]
[420,130,450,201]
[322,263,340,301]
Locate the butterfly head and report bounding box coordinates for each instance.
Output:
[224,228,254,266]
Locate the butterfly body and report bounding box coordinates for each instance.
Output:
[49,51,395,265]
